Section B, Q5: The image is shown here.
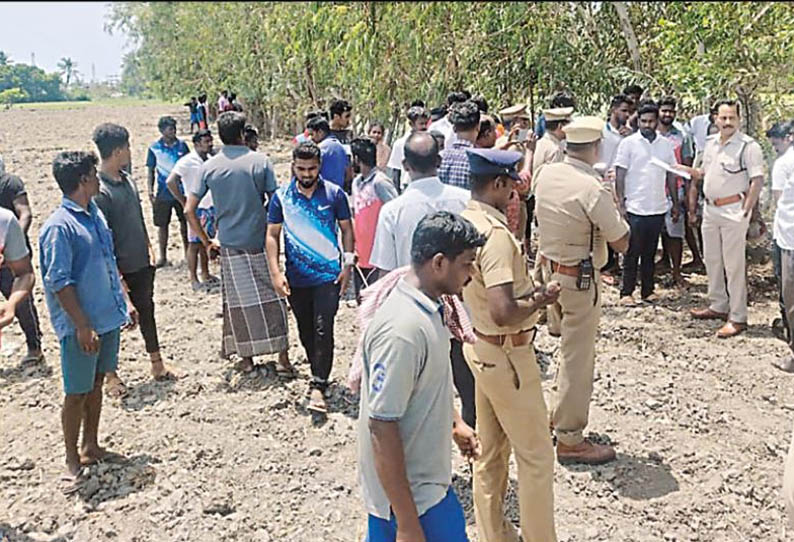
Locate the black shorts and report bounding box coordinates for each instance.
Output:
[152,198,186,228]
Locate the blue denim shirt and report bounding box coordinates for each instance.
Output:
[39,197,128,341]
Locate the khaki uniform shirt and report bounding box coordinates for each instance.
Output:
[701,131,765,201]
[462,200,537,335]
[534,157,629,269]
[532,132,565,175]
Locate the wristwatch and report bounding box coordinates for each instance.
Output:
[343,252,356,267]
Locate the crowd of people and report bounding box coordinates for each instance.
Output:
[2,81,794,541]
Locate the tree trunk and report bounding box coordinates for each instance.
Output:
[614,2,642,73]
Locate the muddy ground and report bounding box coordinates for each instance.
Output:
[0,102,793,542]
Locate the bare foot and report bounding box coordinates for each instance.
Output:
[79,445,108,465]
[151,360,179,380]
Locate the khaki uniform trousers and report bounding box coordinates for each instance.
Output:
[463,336,556,542]
[541,264,601,447]
[784,420,794,529]
[533,259,562,336]
[701,201,750,323]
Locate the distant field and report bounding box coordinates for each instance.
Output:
[11,97,170,111]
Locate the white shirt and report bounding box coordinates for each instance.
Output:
[598,121,625,170]
[614,131,676,216]
[773,147,794,193]
[173,151,212,209]
[428,116,456,150]
[369,176,470,270]
[689,114,711,153]
[774,147,794,247]
[387,132,409,181]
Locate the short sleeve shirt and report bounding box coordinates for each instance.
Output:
[535,157,629,268]
[318,136,350,189]
[771,147,794,193]
[0,173,26,214]
[95,171,151,274]
[613,132,677,216]
[598,122,626,170]
[195,146,277,251]
[461,200,537,335]
[0,207,28,264]
[146,138,190,201]
[358,279,453,520]
[268,178,351,288]
[701,131,765,200]
[774,147,794,248]
[173,151,212,209]
[532,132,565,175]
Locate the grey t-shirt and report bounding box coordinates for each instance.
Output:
[194,146,277,251]
[0,207,28,262]
[358,279,453,520]
[94,171,151,274]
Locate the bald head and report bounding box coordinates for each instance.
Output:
[403,131,440,179]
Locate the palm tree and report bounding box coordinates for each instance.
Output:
[0,51,10,66]
[57,57,77,87]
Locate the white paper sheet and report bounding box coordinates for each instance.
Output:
[649,157,691,180]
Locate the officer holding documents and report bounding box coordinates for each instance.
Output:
[462,147,559,542]
[534,116,630,465]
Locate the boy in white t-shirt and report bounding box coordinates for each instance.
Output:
[166,129,218,291]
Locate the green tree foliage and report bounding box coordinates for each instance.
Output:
[57,57,78,87]
[0,51,67,103]
[0,88,28,109]
[108,2,794,138]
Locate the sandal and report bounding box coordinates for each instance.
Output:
[105,378,128,399]
[275,363,298,379]
[20,353,45,365]
[60,467,87,496]
[307,389,328,414]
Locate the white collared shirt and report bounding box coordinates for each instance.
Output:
[598,121,625,170]
[774,147,794,248]
[369,176,470,270]
[428,116,457,150]
[614,131,676,216]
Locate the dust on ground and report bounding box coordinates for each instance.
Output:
[0,102,792,542]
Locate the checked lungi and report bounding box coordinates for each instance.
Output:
[220,247,289,358]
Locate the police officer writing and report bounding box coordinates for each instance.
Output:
[534,116,630,465]
[678,100,765,338]
[461,148,560,542]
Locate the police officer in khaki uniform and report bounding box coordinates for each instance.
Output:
[534,116,630,464]
[462,147,559,542]
[682,100,765,338]
[532,107,573,175]
[532,106,573,337]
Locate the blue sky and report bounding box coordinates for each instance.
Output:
[0,2,128,81]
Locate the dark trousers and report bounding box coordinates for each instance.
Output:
[774,241,789,336]
[122,266,159,353]
[451,339,476,427]
[602,246,619,273]
[620,212,665,299]
[289,281,340,389]
[525,196,536,242]
[353,267,380,303]
[0,266,41,351]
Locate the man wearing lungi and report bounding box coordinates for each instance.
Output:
[186,111,290,374]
